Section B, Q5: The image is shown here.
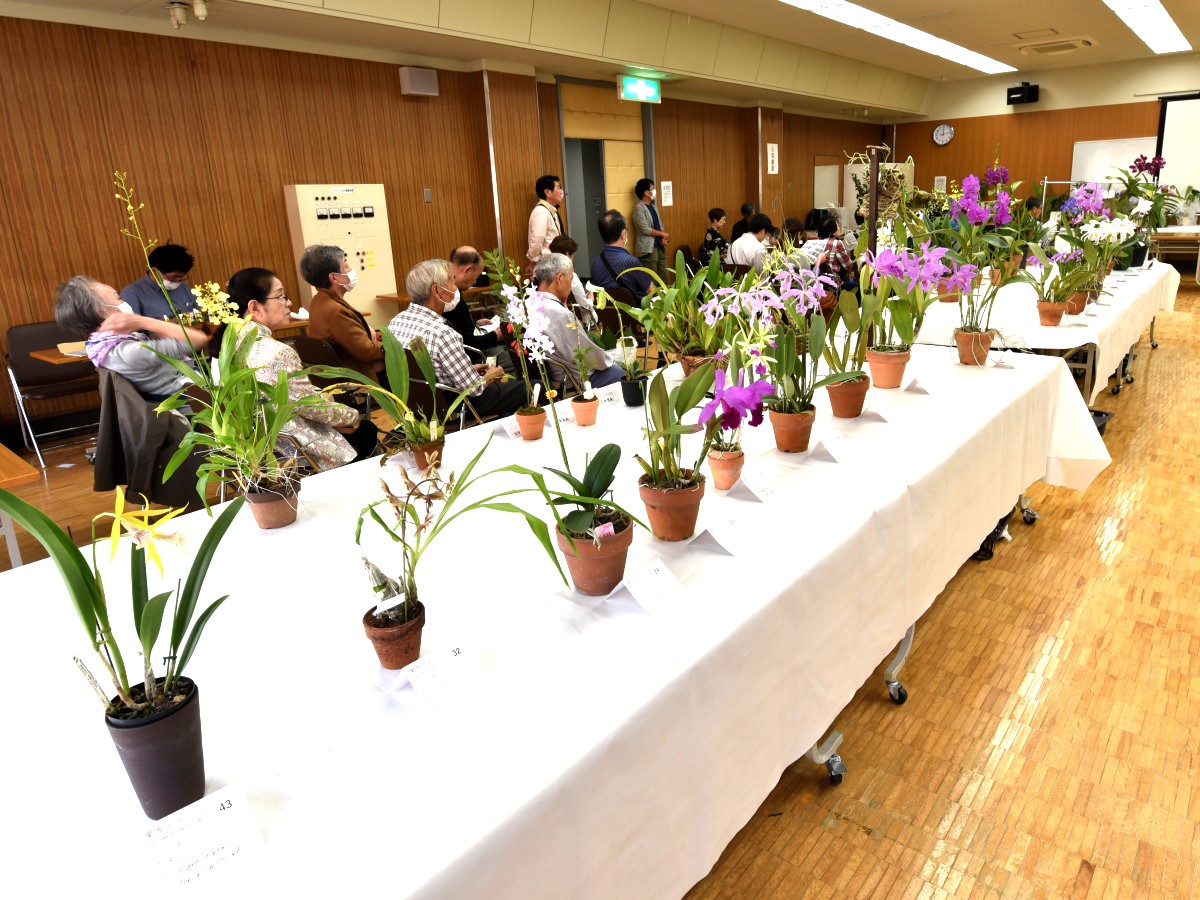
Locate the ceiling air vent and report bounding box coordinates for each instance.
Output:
[1016,36,1096,55]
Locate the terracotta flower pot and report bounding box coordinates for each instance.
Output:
[866,348,910,389]
[1066,292,1088,315]
[769,408,815,452]
[679,354,715,376]
[245,486,300,529]
[954,329,996,366]
[515,408,546,440]
[826,377,870,418]
[411,440,444,471]
[1037,302,1066,327]
[620,378,647,406]
[638,472,705,542]
[819,290,839,321]
[936,278,959,302]
[106,677,204,820]
[707,449,745,490]
[362,600,426,670]
[556,519,634,596]
[572,396,598,427]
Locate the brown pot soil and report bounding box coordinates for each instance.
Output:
[516,408,546,440]
[638,473,705,542]
[245,487,299,529]
[954,329,996,366]
[572,396,599,427]
[106,677,204,820]
[556,519,634,595]
[769,408,816,452]
[866,348,910,389]
[707,449,745,490]
[411,441,444,471]
[1037,302,1066,327]
[826,377,870,418]
[1066,291,1088,315]
[362,600,426,670]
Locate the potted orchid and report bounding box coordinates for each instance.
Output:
[700,345,774,490]
[862,241,950,388]
[0,486,244,819]
[1023,245,1097,326]
[501,283,552,439]
[634,361,716,541]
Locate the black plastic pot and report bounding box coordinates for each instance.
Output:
[621,378,647,406]
[106,677,205,820]
[1090,409,1114,435]
[1117,242,1149,270]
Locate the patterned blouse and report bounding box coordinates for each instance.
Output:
[699,226,729,265]
[242,322,358,472]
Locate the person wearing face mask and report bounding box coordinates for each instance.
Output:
[300,244,386,385]
[632,178,669,281]
[388,259,532,419]
[54,275,209,401]
[120,243,199,320]
[223,267,378,469]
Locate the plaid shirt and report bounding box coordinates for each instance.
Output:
[820,237,857,283]
[386,303,484,397]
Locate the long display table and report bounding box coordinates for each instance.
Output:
[0,346,1110,897]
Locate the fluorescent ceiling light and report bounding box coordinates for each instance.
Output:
[778,0,1016,74]
[1101,0,1192,54]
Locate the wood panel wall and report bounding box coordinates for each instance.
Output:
[652,98,754,257]
[485,72,544,261]
[780,114,884,226]
[0,16,497,425]
[891,102,1160,194]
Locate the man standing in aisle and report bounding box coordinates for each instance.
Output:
[527,175,565,276]
[631,178,669,281]
[121,242,199,319]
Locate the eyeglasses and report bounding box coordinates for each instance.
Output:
[265,292,290,303]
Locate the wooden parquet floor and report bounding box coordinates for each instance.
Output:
[3,269,1197,898]
[687,267,1200,898]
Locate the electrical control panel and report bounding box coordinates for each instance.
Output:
[283,184,397,324]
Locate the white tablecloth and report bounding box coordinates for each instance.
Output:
[917,260,1179,404]
[0,347,1109,897]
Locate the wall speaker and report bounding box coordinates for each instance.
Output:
[399,66,439,97]
[1006,82,1040,105]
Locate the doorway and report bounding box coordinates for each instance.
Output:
[563,138,606,280]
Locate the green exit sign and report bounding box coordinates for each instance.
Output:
[618,76,661,104]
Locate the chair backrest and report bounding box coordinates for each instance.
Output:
[402,349,472,430]
[676,244,699,274]
[291,336,342,389]
[722,263,752,279]
[5,321,97,387]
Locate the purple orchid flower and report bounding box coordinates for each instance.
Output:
[984,165,1009,188]
[699,368,776,432]
[961,174,981,201]
[993,190,1012,226]
[942,261,979,296]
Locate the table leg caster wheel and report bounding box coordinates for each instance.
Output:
[1125,374,1134,384]
[1151,341,1159,349]
[1022,509,1040,525]
[825,755,846,785]
[1111,385,1121,395]
[887,681,908,705]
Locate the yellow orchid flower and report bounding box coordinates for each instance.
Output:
[95,487,188,576]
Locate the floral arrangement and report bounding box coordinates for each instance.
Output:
[862,242,950,350]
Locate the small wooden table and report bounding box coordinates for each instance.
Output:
[0,443,39,567]
[28,347,87,366]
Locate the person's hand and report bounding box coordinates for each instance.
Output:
[476,318,492,328]
[661,232,670,243]
[98,311,144,334]
[473,363,487,373]
[484,366,505,381]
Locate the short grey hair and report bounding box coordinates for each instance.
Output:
[406,259,452,306]
[54,276,107,338]
[299,244,346,289]
[533,252,572,288]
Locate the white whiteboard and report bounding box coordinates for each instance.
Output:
[1161,97,1200,191]
[1071,137,1156,183]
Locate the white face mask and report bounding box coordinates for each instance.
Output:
[650,189,657,201]
[112,301,133,315]
[442,287,461,312]
[161,279,182,291]
[341,268,358,292]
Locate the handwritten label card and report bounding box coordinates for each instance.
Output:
[698,521,743,557]
[403,646,480,707]
[494,417,523,439]
[597,385,621,406]
[805,440,840,464]
[621,557,686,615]
[859,407,889,423]
[904,378,930,395]
[146,785,264,888]
[554,405,575,425]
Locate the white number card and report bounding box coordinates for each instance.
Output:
[145,785,264,888]
[621,557,686,615]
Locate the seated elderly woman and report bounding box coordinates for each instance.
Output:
[299,244,386,385]
[54,275,210,402]
[223,267,378,471]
